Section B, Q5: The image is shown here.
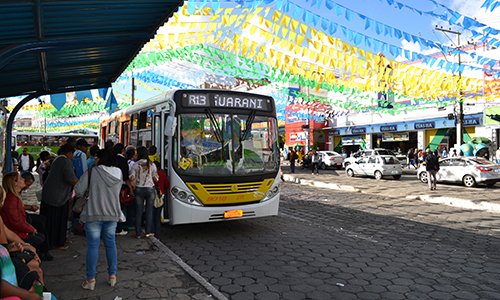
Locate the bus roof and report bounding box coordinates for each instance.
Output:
[12,131,97,137]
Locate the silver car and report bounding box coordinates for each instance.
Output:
[417,157,500,187]
[345,155,403,180]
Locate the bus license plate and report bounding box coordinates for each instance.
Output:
[224,210,243,219]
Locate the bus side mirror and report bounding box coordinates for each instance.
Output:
[165,116,176,136]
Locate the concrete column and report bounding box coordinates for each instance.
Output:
[365,133,373,149]
[417,130,425,151]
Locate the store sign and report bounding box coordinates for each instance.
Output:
[382,132,409,142]
[414,121,435,129]
[342,136,364,145]
[351,127,366,134]
[380,125,398,132]
[463,118,480,126]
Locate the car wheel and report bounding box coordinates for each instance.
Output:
[320,162,326,170]
[419,172,428,183]
[393,175,401,180]
[346,169,354,177]
[462,175,477,187]
[374,171,383,180]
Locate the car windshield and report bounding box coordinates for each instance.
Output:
[469,157,495,165]
[174,113,280,176]
[380,156,399,164]
[376,150,393,156]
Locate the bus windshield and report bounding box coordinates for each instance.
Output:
[175,113,280,176]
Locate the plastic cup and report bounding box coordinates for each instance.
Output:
[34,284,44,297]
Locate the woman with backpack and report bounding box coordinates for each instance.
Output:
[130,146,158,238]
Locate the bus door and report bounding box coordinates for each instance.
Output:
[121,121,130,145]
[152,113,161,156]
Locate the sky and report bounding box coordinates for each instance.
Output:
[9,0,500,116]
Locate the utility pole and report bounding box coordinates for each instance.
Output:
[307,85,311,153]
[435,26,463,148]
[131,70,136,106]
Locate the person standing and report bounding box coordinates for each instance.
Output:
[76,150,122,290]
[73,139,89,179]
[310,150,321,175]
[424,148,440,191]
[40,143,78,249]
[112,143,131,236]
[289,148,297,173]
[496,147,500,164]
[148,145,160,163]
[153,161,168,235]
[86,145,100,170]
[18,148,35,174]
[130,146,158,238]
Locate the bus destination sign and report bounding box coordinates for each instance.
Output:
[181,92,273,111]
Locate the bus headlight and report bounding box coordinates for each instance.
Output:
[171,186,202,206]
[262,185,280,202]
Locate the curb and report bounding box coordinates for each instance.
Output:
[284,174,499,213]
[282,174,361,192]
[149,238,229,300]
[416,195,500,213]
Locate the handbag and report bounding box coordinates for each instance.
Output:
[154,190,164,208]
[119,185,135,205]
[73,170,92,213]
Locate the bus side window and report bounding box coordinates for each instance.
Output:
[138,111,147,129]
[131,114,138,131]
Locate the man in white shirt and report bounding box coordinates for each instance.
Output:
[19,147,35,173]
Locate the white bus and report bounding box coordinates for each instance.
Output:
[100,89,281,225]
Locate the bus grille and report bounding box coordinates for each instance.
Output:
[186,179,274,206]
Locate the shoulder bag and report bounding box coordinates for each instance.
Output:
[73,170,92,213]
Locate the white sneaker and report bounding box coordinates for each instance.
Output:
[115,230,128,236]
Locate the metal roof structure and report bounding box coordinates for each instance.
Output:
[0,0,183,99]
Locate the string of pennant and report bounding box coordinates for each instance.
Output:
[481,0,500,12]
[14,0,500,126]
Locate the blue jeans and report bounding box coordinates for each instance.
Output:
[135,187,155,235]
[84,221,117,279]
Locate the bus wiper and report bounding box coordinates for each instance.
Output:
[240,110,256,142]
[205,108,223,144]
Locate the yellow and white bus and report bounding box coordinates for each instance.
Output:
[100,89,281,225]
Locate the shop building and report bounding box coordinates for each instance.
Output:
[327,102,495,156]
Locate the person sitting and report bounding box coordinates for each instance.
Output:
[0,185,45,292]
[1,173,51,261]
[19,173,52,261]
[1,246,43,299]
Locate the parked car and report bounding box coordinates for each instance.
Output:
[318,151,344,169]
[345,155,403,180]
[343,148,398,168]
[417,156,500,187]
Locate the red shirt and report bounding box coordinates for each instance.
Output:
[154,169,169,195]
[0,192,35,239]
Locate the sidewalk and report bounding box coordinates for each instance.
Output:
[42,234,217,300]
[14,175,224,300]
[281,165,500,213]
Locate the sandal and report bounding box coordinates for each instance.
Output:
[81,279,96,290]
[108,275,117,287]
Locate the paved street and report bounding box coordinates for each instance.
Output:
[156,182,500,300]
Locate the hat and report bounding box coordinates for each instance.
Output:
[76,138,90,147]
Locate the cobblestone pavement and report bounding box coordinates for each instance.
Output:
[281,164,500,206]
[159,183,500,300]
